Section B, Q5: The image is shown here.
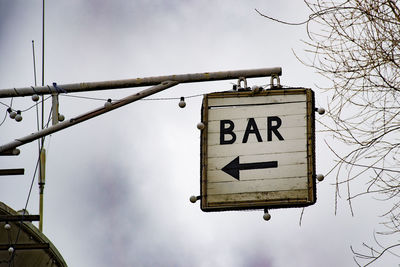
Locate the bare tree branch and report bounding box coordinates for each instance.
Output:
[258,0,400,264]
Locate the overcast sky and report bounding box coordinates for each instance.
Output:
[0,1,398,266]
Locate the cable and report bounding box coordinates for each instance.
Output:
[0,101,10,108]
[62,92,204,102]
[45,104,52,128]
[0,96,51,114]
[62,94,108,101]
[0,97,14,109]
[21,96,51,113]
[140,93,204,101]
[0,98,14,127]
[0,109,7,127]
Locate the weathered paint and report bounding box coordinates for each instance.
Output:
[200,88,316,211]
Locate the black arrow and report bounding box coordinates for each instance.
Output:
[221,156,278,181]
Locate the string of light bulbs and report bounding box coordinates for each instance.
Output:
[61,92,205,102]
[1,82,295,127]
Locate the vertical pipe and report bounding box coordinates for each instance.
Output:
[41,0,45,129]
[39,0,45,232]
[41,0,45,88]
[51,94,59,125]
[32,41,37,87]
[39,148,46,232]
[39,193,44,231]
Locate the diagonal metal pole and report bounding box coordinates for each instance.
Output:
[0,67,281,98]
[0,67,283,153]
[0,81,179,153]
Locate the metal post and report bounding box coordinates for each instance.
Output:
[0,67,282,98]
[0,81,179,153]
[40,0,46,233]
[39,148,46,232]
[51,94,59,125]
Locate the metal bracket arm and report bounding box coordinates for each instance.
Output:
[0,81,179,152]
[0,67,282,98]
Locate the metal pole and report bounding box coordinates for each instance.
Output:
[39,0,46,233]
[51,94,59,125]
[38,148,45,232]
[0,81,179,153]
[0,67,281,98]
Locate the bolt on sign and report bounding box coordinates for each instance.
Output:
[200,88,316,211]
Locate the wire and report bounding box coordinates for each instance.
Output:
[140,93,204,101]
[0,101,10,108]
[0,96,51,113]
[0,97,11,126]
[62,94,108,101]
[0,109,7,127]
[62,92,204,102]
[21,96,51,112]
[45,104,52,128]
[2,85,302,124]
[0,98,13,109]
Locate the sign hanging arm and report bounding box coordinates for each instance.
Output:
[0,67,282,98]
[0,67,282,152]
[0,81,179,153]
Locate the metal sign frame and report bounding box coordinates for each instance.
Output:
[200,88,316,211]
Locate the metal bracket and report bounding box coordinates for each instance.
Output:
[0,169,24,176]
[237,77,248,91]
[0,215,40,222]
[270,74,281,88]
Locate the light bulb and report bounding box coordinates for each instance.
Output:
[190,196,198,203]
[104,99,112,108]
[263,212,271,221]
[32,94,40,102]
[315,107,325,115]
[178,97,186,108]
[197,122,205,130]
[7,108,16,119]
[58,114,65,122]
[15,110,22,122]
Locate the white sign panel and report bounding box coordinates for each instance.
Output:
[200,89,316,211]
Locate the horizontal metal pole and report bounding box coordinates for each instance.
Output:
[0,67,281,98]
[0,215,40,222]
[0,169,24,176]
[0,81,179,152]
